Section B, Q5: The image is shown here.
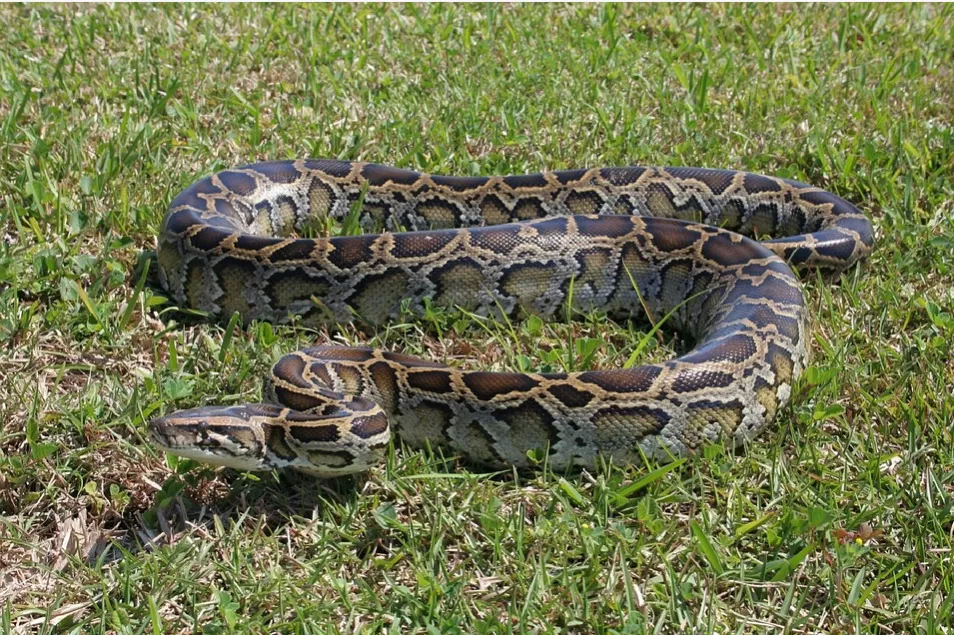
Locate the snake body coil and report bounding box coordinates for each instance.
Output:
[149,160,873,476]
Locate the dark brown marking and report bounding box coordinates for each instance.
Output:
[264,425,299,461]
[503,173,549,189]
[672,367,735,393]
[647,222,703,252]
[304,159,354,177]
[578,366,662,393]
[700,233,764,266]
[218,171,258,196]
[575,215,634,238]
[249,161,301,184]
[271,239,317,262]
[682,335,757,365]
[272,354,311,388]
[328,235,379,269]
[554,168,590,185]
[599,167,646,186]
[469,225,520,254]
[743,172,782,193]
[164,209,205,234]
[462,372,539,401]
[350,414,389,439]
[362,163,421,186]
[407,370,453,393]
[391,229,457,258]
[682,168,735,195]
[547,384,594,408]
[272,385,326,411]
[431,174,491,191]
[287,423,341,444]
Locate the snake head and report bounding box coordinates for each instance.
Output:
[148,400,391,477]
[148,404,280,472]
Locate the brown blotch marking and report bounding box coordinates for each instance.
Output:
[599,167,646,186]
[369,361,400,413]
[264,270,332,312]
[407,370,453,394]
[478,195,512,225]
[188,226,230,251]
[528,216,568,238]
[304,159,354,178]
[349,270,410,324]
[270,239,317,262]
[311,347,374,362]
[647,221,703,253]
[470,225,519,254]
[462,371,539,401]
[249,161,301,184]
[578,367,662,393]
[686,168,736,195]
[235,234,282,251]
[218,171,257,196]
[500,262,554,308]
[381,350,448,368]
[391,229,456,259]
[564,189,605,215]
[328,234,378,270]
[682,334,758,365]
[272,354,311,388]
[503,173,549,189]
[547,383,594,408]
[362,163,421,186]
[212,257,256,316]
[743,172,782,193]
[308,178,334,217]
[497,399,559,458]
[700,232,763,266]
[554,168,590,185]
[164,208,206,234]
[575,215,634,239]
[433,258,485,310]
[264,425,300,462]
[272,385,327,412]
[287,423,341,444]
[671,367,735,393]
[431,174,490,192]
[350,414,389,440]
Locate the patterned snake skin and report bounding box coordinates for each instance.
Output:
[149,160,873,476]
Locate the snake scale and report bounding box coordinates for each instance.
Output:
[149,160,873,476]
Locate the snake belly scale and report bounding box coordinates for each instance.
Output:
[149,160,873,476]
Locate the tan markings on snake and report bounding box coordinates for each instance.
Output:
[148,160,874,476]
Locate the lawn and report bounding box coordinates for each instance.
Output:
[2,3,953,633]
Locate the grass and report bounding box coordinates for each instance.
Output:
[1,3,953,633]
